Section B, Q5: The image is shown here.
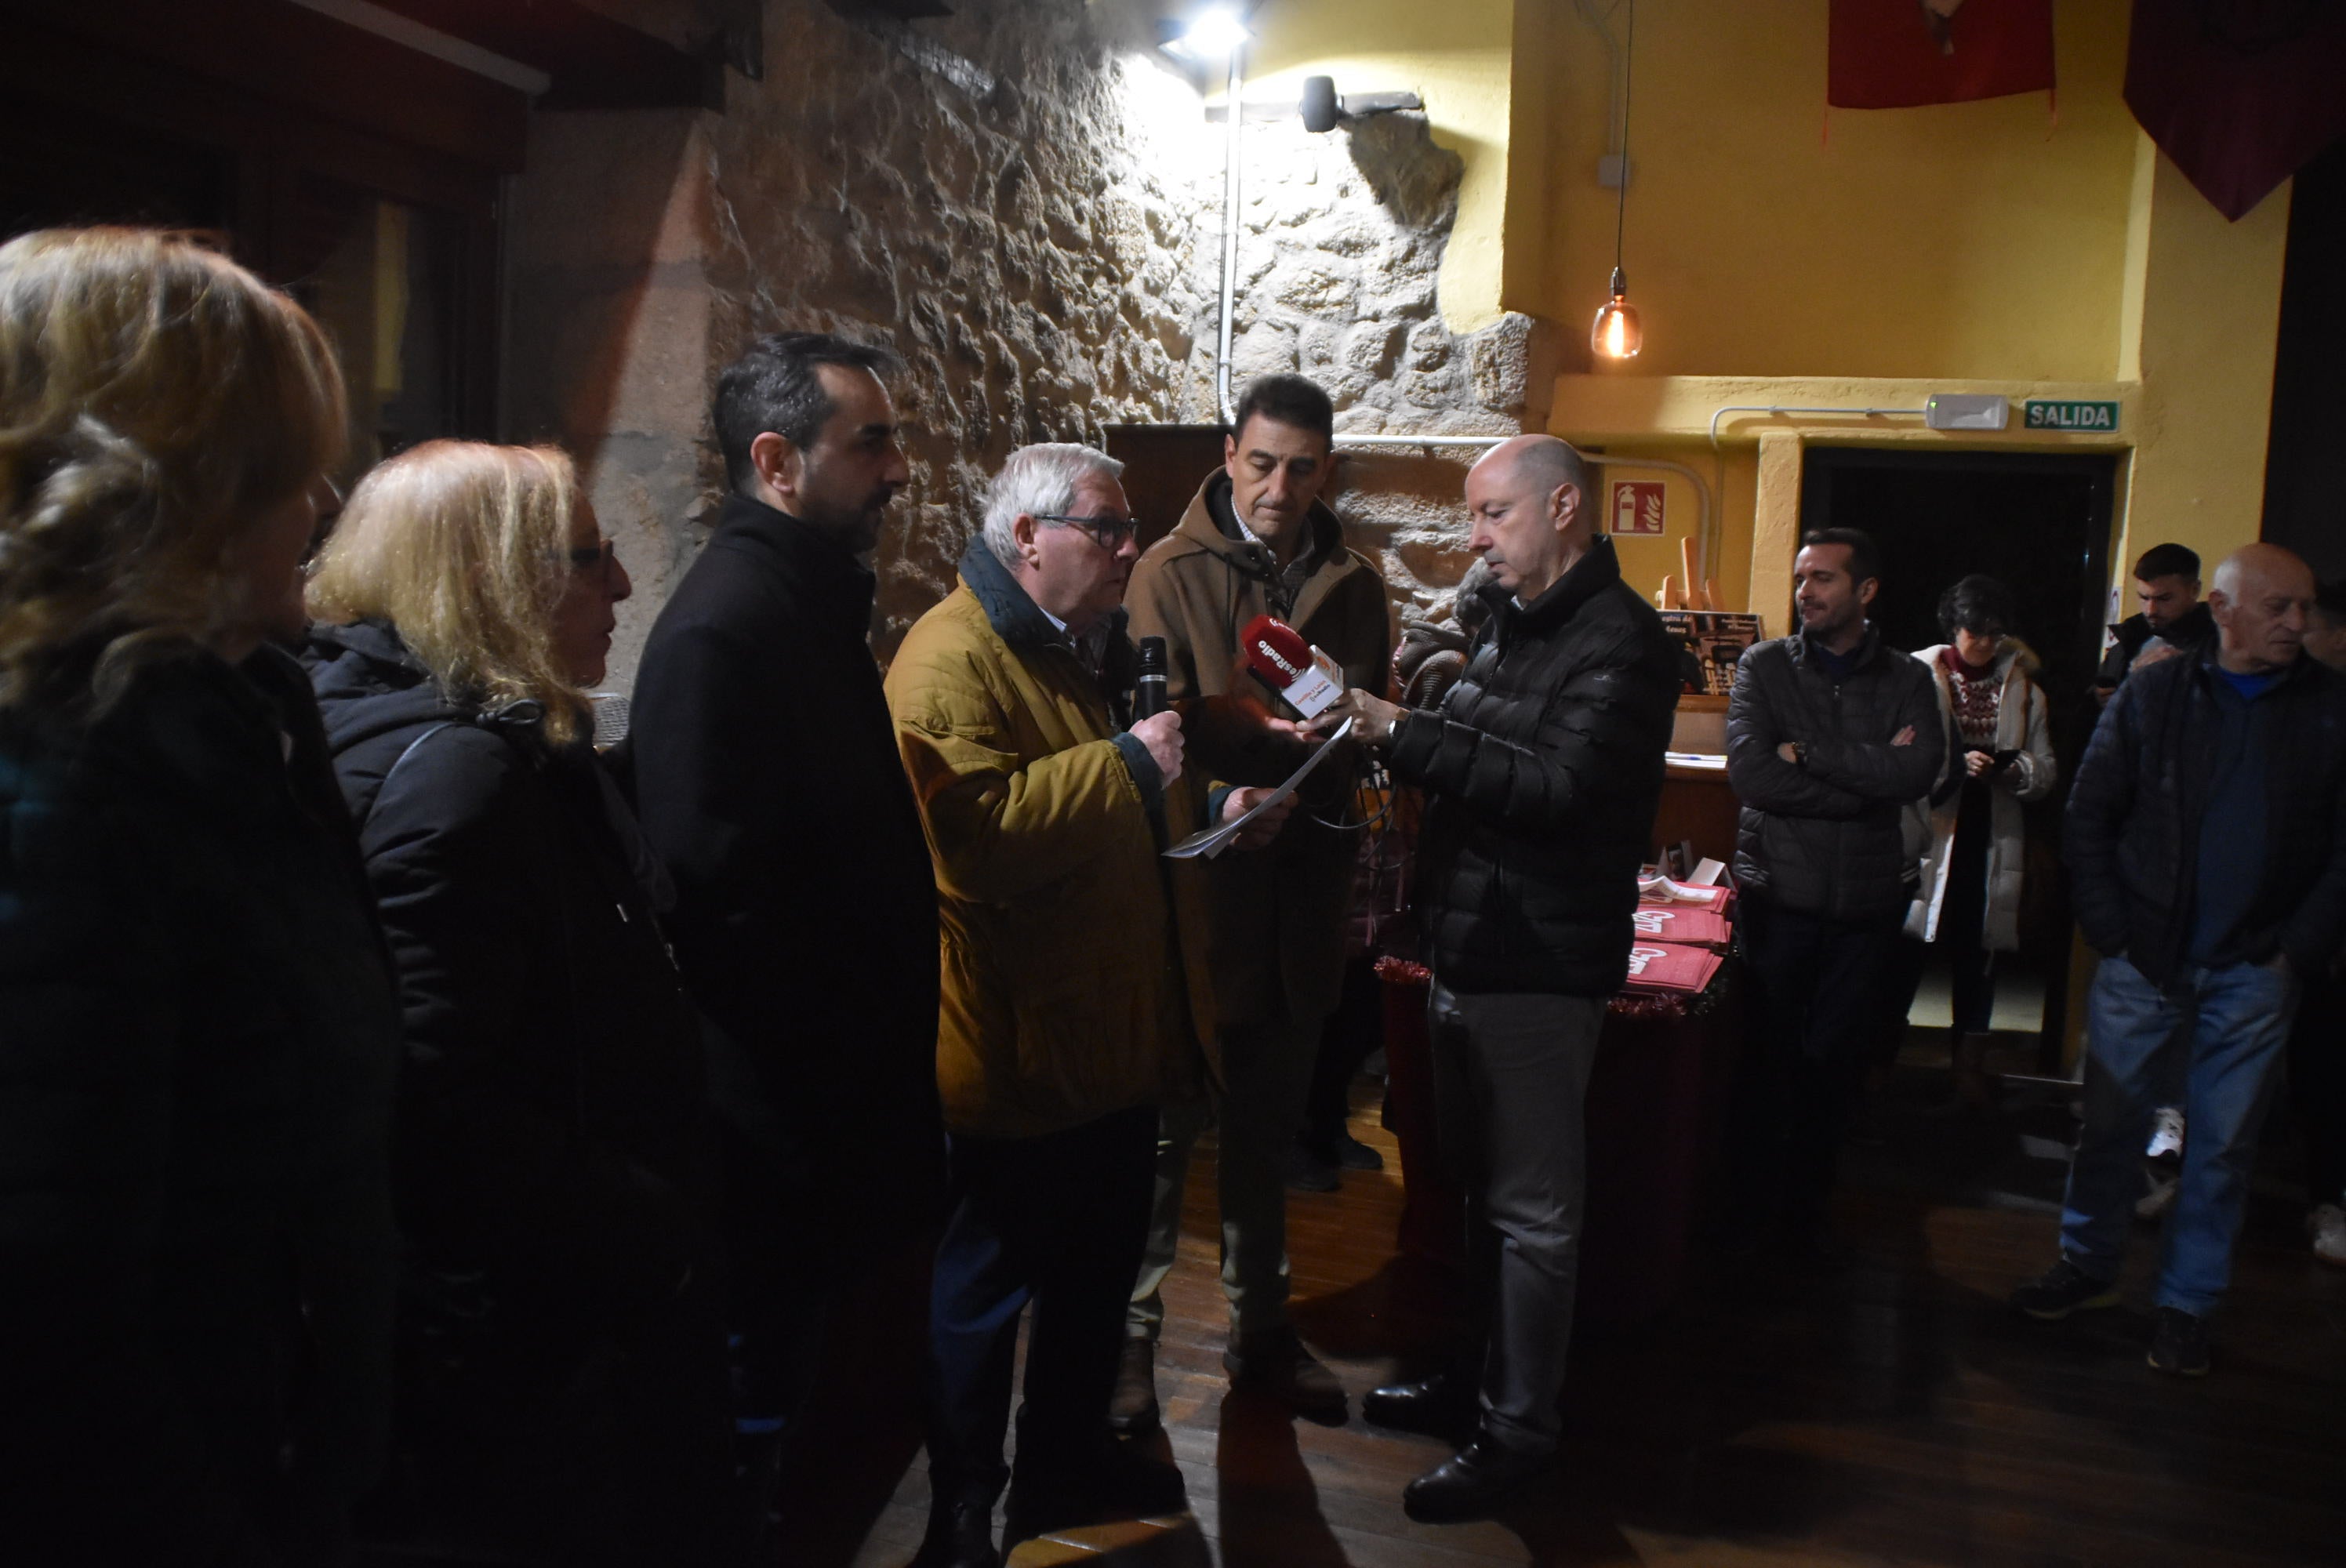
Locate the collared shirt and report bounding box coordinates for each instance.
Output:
[1235,515,1323,619]
[1806,632,1870,683]
[1033,599,1113,678]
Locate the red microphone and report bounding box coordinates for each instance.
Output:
[1240,613,1344,720]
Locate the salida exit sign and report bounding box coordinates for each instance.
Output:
[2024,398,2121,432]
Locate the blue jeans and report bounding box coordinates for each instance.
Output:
[2059,955,2298,1316]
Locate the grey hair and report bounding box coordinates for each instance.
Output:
[981,443,1125,568]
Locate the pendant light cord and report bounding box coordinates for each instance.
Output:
[1614,0,1634,274]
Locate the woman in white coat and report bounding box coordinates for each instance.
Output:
[1909,575,2057,1102]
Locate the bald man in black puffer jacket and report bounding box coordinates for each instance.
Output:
[1320,436,1680,1523]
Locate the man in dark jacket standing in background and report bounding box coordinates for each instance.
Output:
[630,335,945,1468]
[2094,540,2214,705]
[1321,434,1680,1522]
[2014,543,2346,1377]
[1725,528,1942,1258]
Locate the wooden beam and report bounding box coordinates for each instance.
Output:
[359,0,717,110]
[6,0,529,173]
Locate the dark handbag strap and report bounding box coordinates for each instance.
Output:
[360,720,463,834]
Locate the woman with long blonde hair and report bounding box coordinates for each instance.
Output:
[302,439,743,1562]
[0,227,401,1561]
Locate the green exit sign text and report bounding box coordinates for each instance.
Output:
[2024,399,2121,432]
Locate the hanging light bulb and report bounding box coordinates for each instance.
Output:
[1592,0,1644,364]
[1592,266,1642,359]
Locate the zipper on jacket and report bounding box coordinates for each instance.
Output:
[1828,677,1844,915]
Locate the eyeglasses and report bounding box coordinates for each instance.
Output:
[1033,513,1139,551]
[562,537,619,572]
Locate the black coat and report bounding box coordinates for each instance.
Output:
[0,646,400,1563]
[2094,601,2215,692]
[304,621,716,1312]
[2066,648,2346,984]
[1727,628,1945,923]
[1389,537,1681,996]
[629,494,945,1251]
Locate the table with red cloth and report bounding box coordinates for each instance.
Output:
[1378,886,1741,1323]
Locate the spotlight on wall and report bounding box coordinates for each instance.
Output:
[1160,5,1251,63]
[1299,75,1425,133]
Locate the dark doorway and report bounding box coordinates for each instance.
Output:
[1800,446,2119,1062]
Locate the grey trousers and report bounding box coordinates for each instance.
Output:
[1428,980,1605,1454]
[1128,1013,1323,1341]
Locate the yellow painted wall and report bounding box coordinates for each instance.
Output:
[1507,0,2290,635]
[2118,146,2293,579]
[1527,0,2140,380]
[1239,0,1515,332]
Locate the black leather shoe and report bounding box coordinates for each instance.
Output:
[1363,1370,1475,1437]
[1401,1434,1555,1523]
[906,1497,998,1568]
[1004,1442,1186,1549]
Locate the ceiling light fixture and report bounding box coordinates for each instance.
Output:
[1591,0,1643,361]
[1158,5,1250,64]
[1180,6,1251,57]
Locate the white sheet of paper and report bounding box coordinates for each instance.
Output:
[1164,717,1355,860]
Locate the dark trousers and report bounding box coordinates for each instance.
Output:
[924,1105,1157,1506]
[1303,955,1385,1154]
[1427,982,1605,1454]
[1940,792,1998,1034]
[1734,897,1908,1232]
[717,1119,833,1426]
[2291,967,2346,1208]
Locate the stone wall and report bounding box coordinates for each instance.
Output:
[1215,109,1543,617]
[506,0,1545,680]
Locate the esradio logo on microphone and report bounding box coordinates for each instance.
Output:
[1251,635,1305,681]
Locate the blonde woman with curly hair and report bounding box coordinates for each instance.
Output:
[302,440,745,1561]
[0,228,401,1561]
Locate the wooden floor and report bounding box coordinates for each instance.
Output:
[847,1054,2346,1567]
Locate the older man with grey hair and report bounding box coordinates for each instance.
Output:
[885,443,1290,1566]
[2015,542,2346,1377]
[1321,434,1681,1522]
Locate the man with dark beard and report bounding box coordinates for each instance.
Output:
[630,333,946,1469]
[1724,528,1943,1258]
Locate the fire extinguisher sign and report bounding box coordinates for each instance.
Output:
[1609,481,1665,535]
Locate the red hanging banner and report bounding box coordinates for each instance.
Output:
[2125,0,2346,222]
[1827,0,2056,110]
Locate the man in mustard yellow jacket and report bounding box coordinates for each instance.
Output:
[886,442,1287,1567]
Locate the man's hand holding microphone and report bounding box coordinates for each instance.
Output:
[1240,614,1406,747]
[1133,633,1298,851]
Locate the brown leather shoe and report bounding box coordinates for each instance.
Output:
[1106,1334,1158,1434]
[1223,1327,1346,1419]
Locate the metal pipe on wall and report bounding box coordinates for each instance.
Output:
[1215,45,1245,423]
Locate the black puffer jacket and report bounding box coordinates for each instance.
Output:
[1,646,399,1563]
[304,621,716,1314]
[1389,537,1681,996]
[2094,601,2215,692]
[2066,648,2346,984]
[1727,629,1945,922]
